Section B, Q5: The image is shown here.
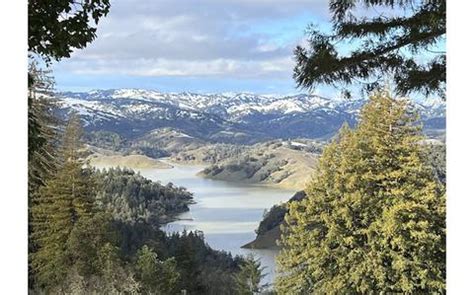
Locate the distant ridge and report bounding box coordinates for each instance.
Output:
[57,89,446,144]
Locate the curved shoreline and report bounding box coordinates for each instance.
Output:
[89,154,174,169]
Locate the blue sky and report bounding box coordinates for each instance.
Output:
[52,0,333,94]
[52,0,443,97]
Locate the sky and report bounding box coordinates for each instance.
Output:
[51,0,443,97]
[52,0,334,94]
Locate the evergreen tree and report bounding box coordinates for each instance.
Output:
[294,0,445,97]
[135,245,180,294]
[94,167,193,226]
[56,242,141,294]
[28,62,59,195]
[276,91,445,294]
[27,61,60,288]
[66,212,114,277]
[30,114,96,289]
[234,255,267,295]
[95,242,141,294]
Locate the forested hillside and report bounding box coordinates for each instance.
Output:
[242,191,306,250]
[95,167,193,224]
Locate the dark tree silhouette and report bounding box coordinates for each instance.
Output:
[28,0,111,62]
[294,0,445,97]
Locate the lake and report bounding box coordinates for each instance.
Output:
[135,162,296,287]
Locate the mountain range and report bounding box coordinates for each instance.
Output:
[57,89,446,144]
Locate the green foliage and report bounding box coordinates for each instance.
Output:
[234,255,267,295]
[163,230,243,294]
[426,143,446,184]
[53,242,140,294]
[66,212,115,277]
[256,191,306,237]
[27,64,60,288]
[256,205,287,236]
[136,245,180,294]
[28,63,59,195]
[30,114,97,289]
[110,221,244,294]
[95,167,194,225]
[294,0,446,97]
[96,242,141,294]
[85,130,127,152]
[135,245,159,290]
[28,0,111,62]
[276,92,445,294]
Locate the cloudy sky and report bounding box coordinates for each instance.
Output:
[52,0,338,94]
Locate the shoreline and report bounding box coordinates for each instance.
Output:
[241,226,282,250]
[89,153,296,251]
[88,154,174,169]
[163,158,305,190]
[87,147,310,191]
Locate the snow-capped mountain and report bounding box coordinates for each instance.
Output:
[57,89,445,144]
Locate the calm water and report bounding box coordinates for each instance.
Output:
[94,161,295,286]
[134,162,295,286]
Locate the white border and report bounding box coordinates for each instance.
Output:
[0,0,472,293]
[446,0,474,293]
[0,0,28,293]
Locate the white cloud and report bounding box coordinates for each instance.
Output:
[55,0,331,80]
[59,56,295,80]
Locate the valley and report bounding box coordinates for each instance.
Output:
[61,88,445,189]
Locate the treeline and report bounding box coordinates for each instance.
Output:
[174,143,249,164]
[85,130,171,159]
[203,153,287,182]
[95,167,193,224]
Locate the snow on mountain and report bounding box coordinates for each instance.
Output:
[60,89,367,117]
[56,89,445,143]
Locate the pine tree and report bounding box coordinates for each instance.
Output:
[135,245,180,294]
[96,242,141,294]
[28,61,59,196]
[294,0,446,97]
[66,212,114,277]
[30,113,97,289]
[27,61,61,287]
[234,255,267,295]
[276,91,445,294]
